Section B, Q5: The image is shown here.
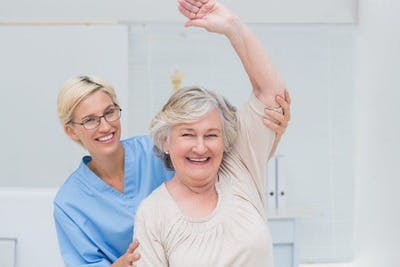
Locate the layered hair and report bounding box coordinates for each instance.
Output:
[150,86,238,170]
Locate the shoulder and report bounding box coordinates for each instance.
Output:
[135,184,176,228]
[54,162,95,210]
[137,185,168,215]
[122,135,154,152]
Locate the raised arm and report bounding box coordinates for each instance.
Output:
[178,0,286,108]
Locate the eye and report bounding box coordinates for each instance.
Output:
[105,108,116,115]
[181,133,194,137]
[82,117,96,124]
[206,134,218,138]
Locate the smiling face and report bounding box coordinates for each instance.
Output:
[64,90,122,158]
[164,108,225,188]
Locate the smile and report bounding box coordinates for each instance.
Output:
[187,157,209,162]
[97,133,114,142]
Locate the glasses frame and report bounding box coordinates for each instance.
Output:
[68,106,122,130]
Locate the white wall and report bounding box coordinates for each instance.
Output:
[0,25,129,187]
[354,0,400,266]
[0,0,356,23]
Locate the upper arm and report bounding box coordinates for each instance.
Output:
[134,205,168,267]
[229,94,277,194]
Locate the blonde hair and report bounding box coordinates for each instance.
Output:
[57,76,119,126]
[150,86,238,170]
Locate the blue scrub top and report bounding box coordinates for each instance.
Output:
[53,135,173,267]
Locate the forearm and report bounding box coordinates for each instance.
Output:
[178,0,286,107]
[224,17,285,108]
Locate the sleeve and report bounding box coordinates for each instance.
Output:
[134,204,168,267]
[230,93,280,196]
[53,203,111,267]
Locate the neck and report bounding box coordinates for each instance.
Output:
[178,178,216,195]
[88,144,125,192]
[166,176,218,218]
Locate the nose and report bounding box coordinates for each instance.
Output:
[98,116,112,131]
[192,138,207,154]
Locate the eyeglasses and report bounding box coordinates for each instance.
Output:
[69,106,122,130]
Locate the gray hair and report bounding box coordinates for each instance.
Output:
[150,86,238,170]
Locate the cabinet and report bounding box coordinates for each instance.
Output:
[0,238,16,267]
[268,213,299,267]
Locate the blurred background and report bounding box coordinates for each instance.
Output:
[0,0,399,266]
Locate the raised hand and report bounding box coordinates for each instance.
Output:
[178,0,215,20]
[177,0,237,36]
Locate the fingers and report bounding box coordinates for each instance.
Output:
[196,0,216,18]
[126,253,140,267]
[126,240,139,253]
[265,108,287,127]
[284,89,291,104]
[263,117,284,135]
[132,253,141,263]
[178,1,198,19]
[263,90,291,136]
[179,0,201,14]
[125,240,141,266]
[183,0,205,8]
[178,0,208,20]
[178,0,214,21]
[263,105,289,136]
[275,91,291,122]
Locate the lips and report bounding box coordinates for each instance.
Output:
[97,133,114,143]
[187,157,210,163]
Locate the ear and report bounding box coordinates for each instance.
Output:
[64,124,81,142]
[161,136,170,154]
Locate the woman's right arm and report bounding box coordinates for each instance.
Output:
[54,205,111,266]
[54,204,140,267]
[133,204,168,267]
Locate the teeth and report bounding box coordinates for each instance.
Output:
[189,158,208,162]
[98,134,113,142]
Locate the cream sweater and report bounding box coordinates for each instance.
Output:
[134,93,276,267]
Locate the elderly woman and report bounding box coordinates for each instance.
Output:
[133,1,287,266]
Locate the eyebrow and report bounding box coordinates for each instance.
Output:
[80,104,115,120]
[179,128,222,133]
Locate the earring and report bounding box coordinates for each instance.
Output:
[165,151,169,155]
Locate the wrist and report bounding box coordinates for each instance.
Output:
[225,15,243,40]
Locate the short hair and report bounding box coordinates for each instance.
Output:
[57,75,119,126]
[150,86,238,170]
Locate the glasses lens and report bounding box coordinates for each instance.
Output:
[83,118,100,130]
[105,108,121,122]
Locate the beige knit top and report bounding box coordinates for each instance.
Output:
[134,93,276,267]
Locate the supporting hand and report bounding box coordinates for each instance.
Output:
[263,90,291,159]
[111,240,140,267]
